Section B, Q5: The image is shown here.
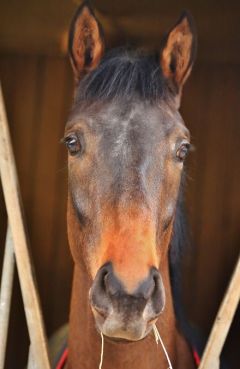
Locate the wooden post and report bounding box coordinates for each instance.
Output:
[0,84,50,369]
[0,225,15,369]
[199,255,240,369]
[27,345,39,369]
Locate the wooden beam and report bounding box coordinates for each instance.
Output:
[199,255,240,369]
[0,225,15,369]
[0,84,50,369]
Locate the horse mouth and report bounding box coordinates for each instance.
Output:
[92,305,161,342]
[103,333,150,344]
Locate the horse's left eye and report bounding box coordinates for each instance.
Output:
[176,142,190,162]
[64,134,83,155]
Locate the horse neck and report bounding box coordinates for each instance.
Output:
[67,258,194,369]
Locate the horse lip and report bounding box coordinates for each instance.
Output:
[92,305,108,319]
[104,336,134,344]
[146,306,164,325]
[147,316,158,325]
[98,319,154,342]
[103,334,149,344]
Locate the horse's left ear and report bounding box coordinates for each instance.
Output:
[68,2,105,82]
[160,11,197,102]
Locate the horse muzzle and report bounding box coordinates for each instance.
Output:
[89,263,165,341]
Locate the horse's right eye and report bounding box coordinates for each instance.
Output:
[176,142,190,162]
[64,134,83,156]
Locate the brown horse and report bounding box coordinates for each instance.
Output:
[62,2,198,368]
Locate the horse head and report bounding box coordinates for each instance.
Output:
[65,2,196,342]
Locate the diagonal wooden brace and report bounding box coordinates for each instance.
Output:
[199,255,240,369]
[0,225,14,369]
[0,84,50,369]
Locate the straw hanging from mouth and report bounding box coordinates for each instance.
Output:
[99,332,104,369]
[153,324,173,369]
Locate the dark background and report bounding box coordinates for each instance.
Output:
[0,1,239,368]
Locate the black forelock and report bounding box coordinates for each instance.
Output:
[74,47,174,104]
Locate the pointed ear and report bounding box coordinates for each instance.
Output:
[68,2,105,81]
[160,11,197,98]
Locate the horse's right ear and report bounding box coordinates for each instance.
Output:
[68,2,105,82]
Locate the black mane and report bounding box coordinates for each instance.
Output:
[170,174,189,320]
[75,47,173,103]
[170,175,205,356]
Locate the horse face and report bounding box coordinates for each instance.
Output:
[66,100,190,340]
[66,3,196,341]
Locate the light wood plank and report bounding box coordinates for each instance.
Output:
[199,256,240,369]
[0,84,50,369]
[0,225,15,369]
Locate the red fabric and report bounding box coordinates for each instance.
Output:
[56,347,69,369]
[55,346,201,368]
[193,348,201,367]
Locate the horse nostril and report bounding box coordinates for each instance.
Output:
[104,271,122,297]
[133,268,157,300]
[94,266,109,294]
[151,269,165,314]
[137,276,154,300]
[89,264,112,313]
[133,268,165,313]
[90,263,124,314]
